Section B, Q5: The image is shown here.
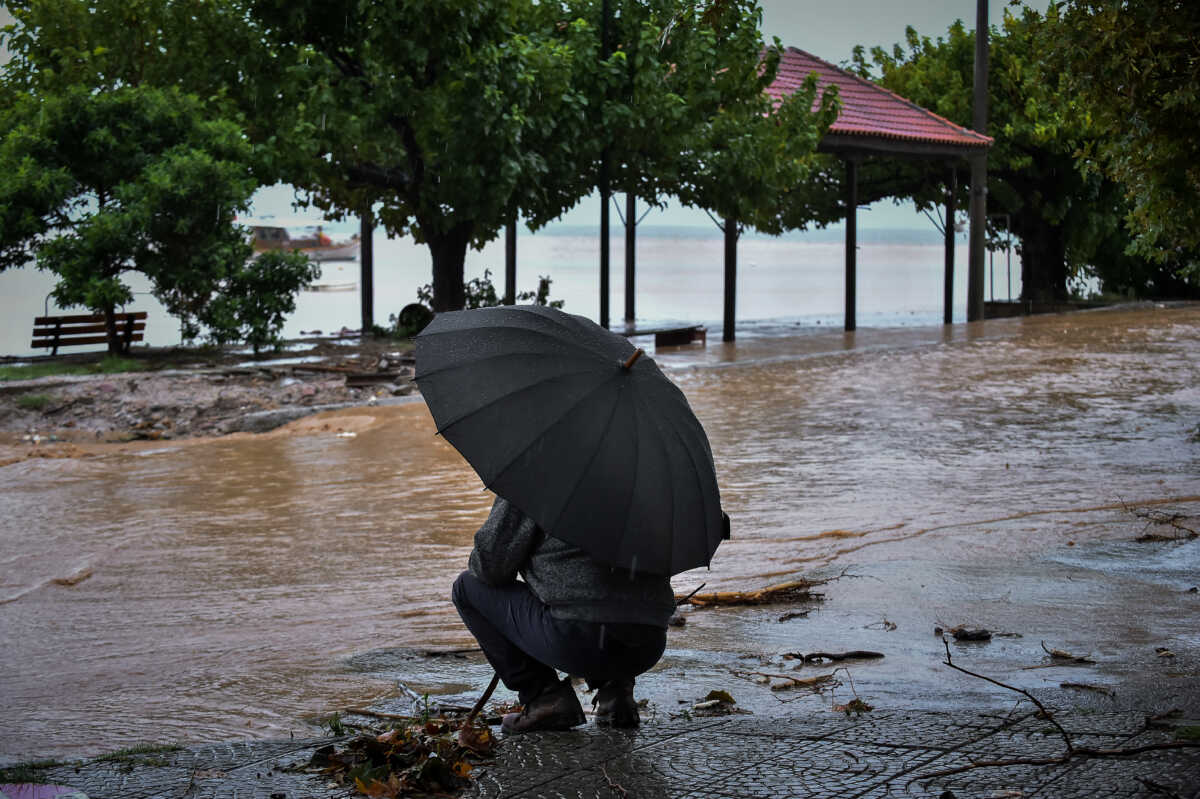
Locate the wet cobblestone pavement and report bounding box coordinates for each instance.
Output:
[26,709,1200,798]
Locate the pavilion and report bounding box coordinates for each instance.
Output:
[755,47,993,334]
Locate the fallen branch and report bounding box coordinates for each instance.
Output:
[783,650,884,664]
[913,639,1200,782]
[1120,498,1199,540]
[675,579,825,608]
[731,669,835,691]
[1060,682,1115,697]
[600,765,629,798]
[1041,640,1095,664]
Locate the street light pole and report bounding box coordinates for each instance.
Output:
[967,0,989,322]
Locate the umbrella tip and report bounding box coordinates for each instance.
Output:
[621,348,644,370]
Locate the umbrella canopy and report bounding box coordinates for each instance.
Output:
[414,305,724,576]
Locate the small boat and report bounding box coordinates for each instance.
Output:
[239,216,360,261]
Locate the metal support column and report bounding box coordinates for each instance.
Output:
[723,218,738,342]
[967,0,989,322]
[504,220,516,305]
[845,158,858,332]
[624,193,636,323]
[360,208,374,333]
[944,168,957,324]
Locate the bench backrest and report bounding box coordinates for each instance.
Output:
[32,312,147,354]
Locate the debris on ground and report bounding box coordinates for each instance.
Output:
[294,712,496,798]
[688,689,747,716]
[945,626,992,642]
[731,668,837,692]
[832,698,874,716]
[1060,682,1115,697]
[674,579,826,608]
[782,651,885,665]
[1041,641,1096,664]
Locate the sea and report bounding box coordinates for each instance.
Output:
[0,220,1019,359]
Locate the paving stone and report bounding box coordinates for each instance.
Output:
[23,710,1200,799]
[817,711,994,751]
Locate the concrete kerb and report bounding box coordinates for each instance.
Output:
[20,708,1200,799]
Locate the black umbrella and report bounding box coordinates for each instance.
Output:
[414,304,724,576]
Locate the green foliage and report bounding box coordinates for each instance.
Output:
[199,250,321,355]
[15,393,52,411]
[0,356,144,381]
[321,712,347,736]
[414,269,564,312]
[0,759,62,784]
[1050,0,1200,275]
[0,81,316,351]
[4,0,836,314]
[840,9,1185,301]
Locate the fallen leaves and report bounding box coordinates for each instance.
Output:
[300,716,496,798]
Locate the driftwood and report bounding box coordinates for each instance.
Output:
[675,579,825,608]
[1041,640,1096,664]
[731,669,836,691]
[783,650,885,664]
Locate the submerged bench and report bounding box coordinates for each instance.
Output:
[621,324,707,348]
[31,312,147,355]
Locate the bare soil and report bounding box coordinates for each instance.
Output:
[0,336,416,450]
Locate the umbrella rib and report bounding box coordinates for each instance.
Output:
[638,385,717,572]
[538,374,627,537]
[417,319,626,364]
[430,367,603,435]
[416,350,588,383]
[484,371,625,514]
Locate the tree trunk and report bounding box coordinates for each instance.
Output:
[1014,214,1068,304]
[428,223,473,312]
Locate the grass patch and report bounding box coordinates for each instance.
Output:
[1176,725,1200,741]
[15,393,53,411]
[93,743,183,771]
[93,743,183,763]
[0,759,63,783]
[0,355,144,382]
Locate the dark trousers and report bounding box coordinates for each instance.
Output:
[451,571,666,703]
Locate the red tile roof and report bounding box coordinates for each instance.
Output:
[768,47,992,151]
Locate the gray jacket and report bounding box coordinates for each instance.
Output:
[468,497,675,629]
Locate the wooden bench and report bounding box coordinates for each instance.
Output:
[621,324,707,348]
[31,312,147,355]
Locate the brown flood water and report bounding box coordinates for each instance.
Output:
[2,304,1199,763]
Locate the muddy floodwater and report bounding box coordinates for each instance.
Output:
[2,304,1199,764]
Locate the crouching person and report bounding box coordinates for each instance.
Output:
[452,496,674,733]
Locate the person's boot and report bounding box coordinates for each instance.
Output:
[592,678,639,728]
[501,678,585,734]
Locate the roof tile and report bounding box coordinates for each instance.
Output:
[768,47,992,150]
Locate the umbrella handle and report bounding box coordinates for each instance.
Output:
[622,349,644,370]
[466,671,502,724]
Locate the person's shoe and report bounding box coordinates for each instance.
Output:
[592,678,639,728]
[501,678,585,734]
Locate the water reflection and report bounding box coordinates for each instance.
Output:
[1,304,1198,763]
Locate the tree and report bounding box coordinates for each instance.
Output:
[0,85,318,353]
[1049,0,1200,280]
[6,0,842,314]
[827,8,1192,303]
[250,0,838,311]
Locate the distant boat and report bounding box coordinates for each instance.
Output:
[239,216,360,261]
